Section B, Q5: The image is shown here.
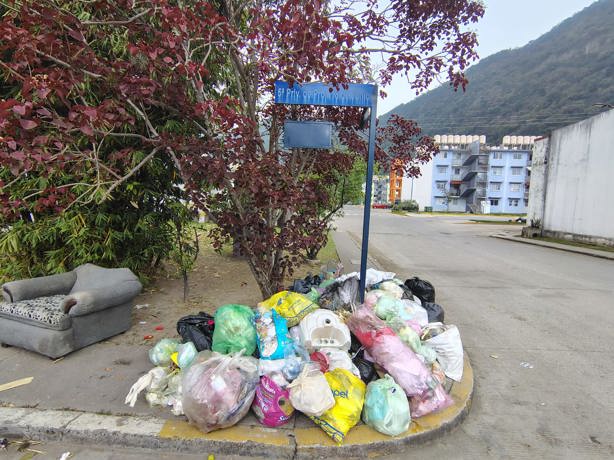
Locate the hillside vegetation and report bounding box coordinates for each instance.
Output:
[380,0,614,142]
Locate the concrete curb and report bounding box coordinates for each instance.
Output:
[491,234,614,260]
[0,353,473,458]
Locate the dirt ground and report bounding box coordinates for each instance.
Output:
[107,234,337,346]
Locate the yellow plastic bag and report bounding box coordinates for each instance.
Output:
[258,291,319,327]
[309,368,366,444]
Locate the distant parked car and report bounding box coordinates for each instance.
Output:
[372,203,391,209]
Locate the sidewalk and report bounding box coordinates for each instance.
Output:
[491,232,614,260]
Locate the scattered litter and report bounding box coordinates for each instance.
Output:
[520,362,534,369]
[0,438,7,451]
[0,377,33,393]
[59,452,72,460]
[52,357,64,364]
[489,354,499,359]
[135,304,150,309]
[143,335,154,340]
[139,321,147,325]
[155,325,165,331]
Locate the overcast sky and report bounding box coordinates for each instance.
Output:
[378,0,599,115]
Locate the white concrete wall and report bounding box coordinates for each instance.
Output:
[541,109,614,243]
[401,160,433,210]
[527,137,549,226]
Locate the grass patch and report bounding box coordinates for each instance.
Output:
[391,210,407,216]
[530,236,614,253]
[316,231,339,263]
[418,212,526,217]
[470,219,524,225]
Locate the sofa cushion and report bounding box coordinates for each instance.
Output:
[70,263,139,293]
[0,295,71,331]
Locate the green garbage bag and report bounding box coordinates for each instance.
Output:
[362,374,410,436]
[212,304,257,355]
[387,317,437,364]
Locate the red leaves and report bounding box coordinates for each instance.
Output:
[19,119,38,130]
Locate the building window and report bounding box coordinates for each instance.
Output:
[442,152,448,159]
[513,152,523,160]
[491,166,503,175]
[490,199,499,206]
[451,198,458,205]
[492,152,503,160]
[453,167,461,175]
[436,166,448,174]
[524,199,529,207]
[509,183,522,192]
[511,167,523,175]
[436,197,446,205]
[453,152,461,160]
[508,198,519,207]
[436,181,447,191]
[490,182,502,191]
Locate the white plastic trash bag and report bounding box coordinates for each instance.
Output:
[423,323,464,381]
[287,363,335,417]
[318,348,361,378]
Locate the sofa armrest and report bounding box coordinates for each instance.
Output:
[63,279,142,316]
[2,271,77,302]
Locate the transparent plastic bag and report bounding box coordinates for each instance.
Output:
[182,352,259,433]
[148,338,180,366]
[362,374,410,436]
[386,317,437,364]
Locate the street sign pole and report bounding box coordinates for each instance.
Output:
[359,88,378,303]
[273,81,378,304]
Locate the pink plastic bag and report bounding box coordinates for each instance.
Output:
[409,384,453,418]
[347,304,396,349]
[252,376,294,427]
[348,306,433,397]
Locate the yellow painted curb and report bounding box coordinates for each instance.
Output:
[159,419,292,447]
[155,351,474,455]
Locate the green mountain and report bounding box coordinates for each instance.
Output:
[380,0,614,142]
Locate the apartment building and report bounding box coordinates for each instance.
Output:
[400,134,537,213]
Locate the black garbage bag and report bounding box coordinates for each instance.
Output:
[350,333,377,383]
[422,302,445,323]
[404,277,436,303]
[176,312,215,351]
[353,349,377,384]
[288,274,322,294]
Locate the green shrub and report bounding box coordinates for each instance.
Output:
[392,200,419,212]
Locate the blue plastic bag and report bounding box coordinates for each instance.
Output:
[255,309,292,360]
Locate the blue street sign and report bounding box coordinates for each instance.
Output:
[274,81,376,108]
[283,121,333,149]
[274,80,378,303]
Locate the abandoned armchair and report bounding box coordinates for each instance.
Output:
[0,264,142,358]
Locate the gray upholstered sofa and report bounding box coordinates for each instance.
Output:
[0,264,142,358]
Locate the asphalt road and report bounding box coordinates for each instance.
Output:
[335,207,614,459]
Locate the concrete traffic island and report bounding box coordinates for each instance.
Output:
[0,352,473,459]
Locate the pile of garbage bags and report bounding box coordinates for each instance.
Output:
[125,269,464,444]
